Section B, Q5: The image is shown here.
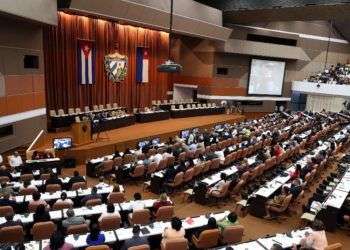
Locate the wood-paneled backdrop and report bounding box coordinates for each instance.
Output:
[43,12,170,111]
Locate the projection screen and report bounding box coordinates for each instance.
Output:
[248,58,286,96]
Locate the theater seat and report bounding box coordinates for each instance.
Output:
[192,229,220,249]
[0,206,13,217]
[129,244,150,250]
[154,206,174,221]
[46,184,61,193]
[86,245,110,250]
[67,223,89,235]
[0,225,24,243]
[108,192,126,204]
[71,181,87,190]
[165,172,184,190]
[267,194,293,218]
[129,165,145,178]
[32,221,56,240]
[128,209,151,225]
[220,225,244,244]
[99,215,121,230]
[52,201,73,210]
[85,198,102,207]
[161,238,188,250]
[20,174,34,182]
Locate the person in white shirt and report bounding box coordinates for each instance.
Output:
[54,192,74,206]
[162,147,173,160]
[131,193,145,211]
[187,133,195,144]
[208,173,228,195]
[19,180,38,193]
[95,176,109,188]
[150,153,163,165]
[0,154,3,165]
[188,143,197,151]
[9,151,23,168]
[99,203,120,222]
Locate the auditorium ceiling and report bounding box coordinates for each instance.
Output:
[195,0,350,42]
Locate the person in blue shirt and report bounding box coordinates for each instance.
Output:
[86,223,105,246]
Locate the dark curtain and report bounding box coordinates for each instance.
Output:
[43,12,170,111]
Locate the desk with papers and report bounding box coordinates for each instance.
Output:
[24,211,230,249]
[316,164,350,231]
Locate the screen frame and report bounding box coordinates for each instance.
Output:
[180,130,189,139]
[151,137,160,145]
[53,137,72,150]
[138,140,150,149]
[247,57,286,97]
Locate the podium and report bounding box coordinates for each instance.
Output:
[71,120,92,146]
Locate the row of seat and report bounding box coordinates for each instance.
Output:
[152,99,194,105]
[171,103,217,110]
[50,103,121,116]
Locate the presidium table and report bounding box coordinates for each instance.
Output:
[135,110,170,123]
[50,107,126,129]
[170,106,225,118]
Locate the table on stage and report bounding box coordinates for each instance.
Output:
[91,115,136,134]
[50,107,125,129]
[170,107,225,118]
[135,110,170,123]
[23,158,63,174]
[153,102,197,111]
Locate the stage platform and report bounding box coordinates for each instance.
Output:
[42,114,245,164]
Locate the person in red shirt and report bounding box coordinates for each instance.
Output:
[153,193,172,214]
[290,164,301,180]
[274,143,284,157]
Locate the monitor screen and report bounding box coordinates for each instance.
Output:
[248,58,285,96]
[53,138,72,150]
[152,138,160,145]
[181,130,189,139]
[138,140,149,149]
[215,124,222,130]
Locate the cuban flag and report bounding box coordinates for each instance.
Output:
[136,47,149,83]
[77,40,95,84]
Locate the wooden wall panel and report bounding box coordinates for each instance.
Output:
[5,75,33,95]
[198,85,247,96]
[173,75,240,87]
[33,92,46,108]
[0,97,7,116]
[33,74,45,92]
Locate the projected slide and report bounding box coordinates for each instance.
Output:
[248,59,286,96]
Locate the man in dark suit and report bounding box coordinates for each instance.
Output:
[80,187,102,205]
[0,166,12,181]
[45,172,63,188]
[121,225,148,250]
[0,214,22,229]
[68,171,85,189]
[0,193,17,210]
[163,165,177,183]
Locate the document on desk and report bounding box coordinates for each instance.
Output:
[24,241,41,250]
[336,178,350,193]
[216,241,265,250]
[324,189,348,209]
[65,234,88,248]
[116,227,134,241]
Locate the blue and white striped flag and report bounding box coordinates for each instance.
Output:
[78,40,95,84]
[136,47,149,83]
